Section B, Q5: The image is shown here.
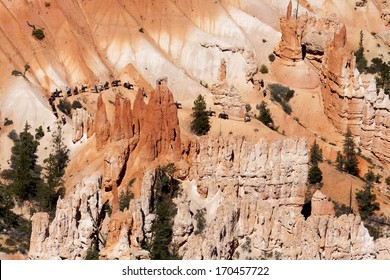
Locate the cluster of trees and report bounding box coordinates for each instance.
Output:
[268,83,294,115]
[256,101,274,128]
[1,123,69,217]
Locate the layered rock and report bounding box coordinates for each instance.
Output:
[29,173,103,260]
[211,84,245,117]
[320,26,390,163]
[275,1,339,69]
[71,108,94,143]
[95,95,111,151]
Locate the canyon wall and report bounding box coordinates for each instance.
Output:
[277,1,390,164]
[320,26,390,164]
[29,137,390,259]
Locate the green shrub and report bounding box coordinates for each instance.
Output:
[194,208,206,235]
[7,130,18,141]
[32,28,45,40]
[268,83,294,115]
[119,189,134,212]
[5,238,16,247]
[44,1,51,8]
[386,177,390,186]
[84,245,99,260]
[256,101,274,128]
[11,70,22,76]
[268,53,276,62]
[71,100,83,109]
[57,99,72,116]
[245,103,251,113]
[139,27,144,33]
[3,118,13,126]
[260,64,268,74]
[35,126,45,140]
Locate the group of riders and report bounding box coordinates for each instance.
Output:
[48,79,136,122]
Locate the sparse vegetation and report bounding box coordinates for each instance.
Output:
[343,128,359,176]
[355,30,367,73]
[356,185,380,219]
[57,99,72,116]
[268,53,276,62]
[268,83,294,115]
[190,94,210,136]
[308,165,323,185]
[386,177,390,186]
[139,27,144,33]
[194,208,206,235]
[260,64,268,74]
[84,245,99,260]
[35,126,45,140]
[119,188,134,212]
[32,28,45,40]
[333,201,352,217]
[366,57,390,95]
[147,163,181,260]
[44,1,51,8]
[308,139,323,185]
[256,101,274,128]
[245,103,251,113]
[71,100,83,109]
[11,70,22,76]
[3,118,13,126]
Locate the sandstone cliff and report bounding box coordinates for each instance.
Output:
[30,137,390,259]
[320,26,390,164]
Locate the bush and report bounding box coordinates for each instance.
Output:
[84,245,99,260]
[260,64,268,74]
[386,177,390,186]
[333,202,351,217]
[268,53,276,62]
[268,83,294,115]
[11,70,22,76]
[3,118,13,126]
[139,27,144,33]
[35,126,44,140]
[71,100,83,109]
[44,2,51,8]
[245,103,251,113]
[119,189,134,212]
[194,208,206,235]
[256,101,274,128]
[32,28,45,40]
[57,99,72,116]
[7,130,18,141]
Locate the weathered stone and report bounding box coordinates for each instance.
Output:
[95,94,111,151]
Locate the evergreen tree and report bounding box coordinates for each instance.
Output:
[190,94,210,136]
[308,165,323,185]
[356,185,380,219]
[256,101,274,127]
[1,122,42,201]
[336,151,344,171]
[343,128,359,176]
[37,124,69,213]
[309,139,323,166]
[355,30,367,73]
[44,124,70,188]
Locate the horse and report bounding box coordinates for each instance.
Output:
[112,79,121,87]
[218,112,229,119]
[123,82,134,90]
[175,101,182,109]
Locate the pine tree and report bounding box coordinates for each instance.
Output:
[309,139,323,166]
[190,94,210,136]
[1,122,42,201]
[356,185,380,219]
[308,165,323,185]
[256,101,274,127]
[336,151,344,171]
[343,128,359,176]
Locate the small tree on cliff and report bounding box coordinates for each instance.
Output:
[343,128,359,176]
[190,94,210,136]
[308,140,323,185]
